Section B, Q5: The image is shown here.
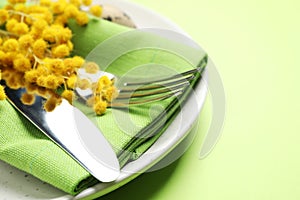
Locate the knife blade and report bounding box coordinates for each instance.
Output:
[4,86,120,182]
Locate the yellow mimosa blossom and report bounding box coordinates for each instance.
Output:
[84,62,99,74]
[77,78,91,90]
[43,94,62,112]
[89,5,102,17]
[70,0,81,7]
[75,11,89,26]
[0,9,9,25]
[12,22,29,35]
[66,74,77,89]
[32,39,47,58]
[93,100,107,115]
[18,34,34,50]
[61,89,75,104]
[52,44,70,58]
[3,39,19,52]
[20,93,35,105]
[82,0,93,6]
[0,0,119,114]
[13,54,32,72]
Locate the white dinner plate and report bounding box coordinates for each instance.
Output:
[0,0,209,199]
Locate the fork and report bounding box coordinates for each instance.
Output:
[76,62,206,108]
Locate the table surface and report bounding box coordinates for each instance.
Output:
[99,0,300,199]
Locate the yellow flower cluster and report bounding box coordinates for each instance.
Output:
[0,0,115,115]
[81,62,119,115]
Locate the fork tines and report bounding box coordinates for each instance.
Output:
[109,67,203,107]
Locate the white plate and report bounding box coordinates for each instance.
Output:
[0,0,209,199]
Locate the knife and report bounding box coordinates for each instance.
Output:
[4,86,120,182]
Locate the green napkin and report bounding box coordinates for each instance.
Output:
[0,8,207,195]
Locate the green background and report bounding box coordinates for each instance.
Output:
[100,0,300,199]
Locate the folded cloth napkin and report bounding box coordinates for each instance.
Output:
[0,13,207,195]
